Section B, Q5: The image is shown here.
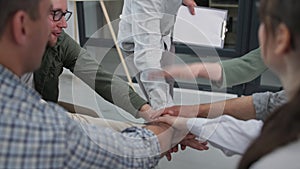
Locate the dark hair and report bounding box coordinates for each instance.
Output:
[239,1,300,167]
[259,0,300,49]
[0,0,42,38]
[238,88,300,169]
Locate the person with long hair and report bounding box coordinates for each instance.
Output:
[158,0,300,167]
[238,0,300,168]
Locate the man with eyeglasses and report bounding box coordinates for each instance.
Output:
[21,0,157,126]
[0,1,208,167]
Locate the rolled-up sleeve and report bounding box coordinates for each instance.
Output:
[253,90,287,121]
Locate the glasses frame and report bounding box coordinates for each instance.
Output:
[50,9,72,22]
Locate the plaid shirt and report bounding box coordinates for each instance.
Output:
[0,65,160,169]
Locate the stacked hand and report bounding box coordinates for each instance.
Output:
[165,133,208,161]
[140,104,208,160]
[140,105,201,122]
[154,107,208,161]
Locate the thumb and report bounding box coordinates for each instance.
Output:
[158,115,174,125]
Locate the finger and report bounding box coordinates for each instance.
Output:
[165,152,172,161]
[184,134,196,140]
[187,1,197,15]
[181,139,209,151]
[200,141,208,146]
[149,110,163,120]
[181,144,186,151]
[156,115,173,124]
[188,6,195,15]
[172,145,179,153]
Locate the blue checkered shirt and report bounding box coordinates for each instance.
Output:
[0,65,160,168]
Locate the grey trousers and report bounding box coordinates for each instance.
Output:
[122,44,175,110]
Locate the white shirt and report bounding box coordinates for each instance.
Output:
[20,72,35,88]
[187,115,263,156]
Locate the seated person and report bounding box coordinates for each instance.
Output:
[21,0,155,122]
[0,0,207,168]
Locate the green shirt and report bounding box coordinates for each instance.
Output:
[34,31,147,117]
[218,48,268,87]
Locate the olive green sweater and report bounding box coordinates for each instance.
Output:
[218,48,267,87]
[34,31,147,117]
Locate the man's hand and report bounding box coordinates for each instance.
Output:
[180,134,208,151]
[138,104,157,121]
[160,105,200,118]
[183,0,197,15]
[161,63,201,80]
[138,104,198,121]
[165,134,209,161]
[154,115,209,160]
[157,114,189,129]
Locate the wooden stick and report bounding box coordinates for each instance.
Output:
[99,0,135,91]
[73,1,78,42]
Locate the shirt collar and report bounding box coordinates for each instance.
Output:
[0,64,42,100]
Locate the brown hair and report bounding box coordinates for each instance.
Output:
[0,0,42,38]
[259,0,300,49]
[238,2,300,167]
[238,89,300,168]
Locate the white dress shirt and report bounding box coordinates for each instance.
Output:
[187,115,263,156]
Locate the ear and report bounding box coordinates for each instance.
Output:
[11,11,29,45]
[274,23,291,55]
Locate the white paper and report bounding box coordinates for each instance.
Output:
[174,6,228,48]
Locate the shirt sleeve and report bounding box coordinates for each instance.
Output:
[65,121,161,168]
[59,31,81,71]
[58,32,148,117]
[213,48,268,88]
[187,115,263,156]
[253,90,287,121]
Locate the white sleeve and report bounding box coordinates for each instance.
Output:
[187,115,263,156]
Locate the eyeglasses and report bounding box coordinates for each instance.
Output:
[50,10,72,22]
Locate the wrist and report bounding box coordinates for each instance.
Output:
[198,104,209,118]
[139,104,151,113]
[189,63,202,77]
[138,104,152,121]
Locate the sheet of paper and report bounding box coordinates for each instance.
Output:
[174,6,228,48]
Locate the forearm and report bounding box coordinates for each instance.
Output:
[198,96,256,120]
[144,122,174,155]
[195,62,222,81]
